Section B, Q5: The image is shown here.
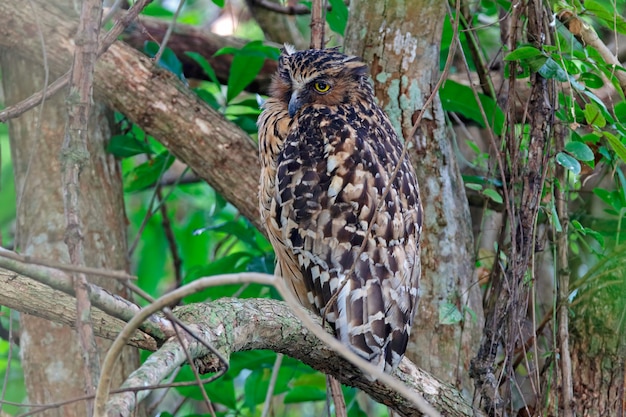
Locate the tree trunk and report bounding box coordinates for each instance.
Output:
[344,0,483,393]
[0,5,142,415]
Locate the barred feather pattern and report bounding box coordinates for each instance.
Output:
[257,47,423,373]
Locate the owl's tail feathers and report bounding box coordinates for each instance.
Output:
[333,277,409,379]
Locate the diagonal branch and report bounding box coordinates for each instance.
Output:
[0,0,262,231]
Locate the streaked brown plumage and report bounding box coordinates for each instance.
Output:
[257,46,422,373]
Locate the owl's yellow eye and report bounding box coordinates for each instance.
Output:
[313,82,331,93]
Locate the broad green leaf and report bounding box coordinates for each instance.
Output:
[465,183,483,191]
[182,252,252,303]
[124,151,175,192]
[244,367,292,409]
[556,152,581,175]
[439,302,463,325]
[583,102,607,128]
[175,367,237,409]
[504,45,544,61]
[144,41,186,82]
[483,188,503,204]
[565,141,595,161]
[211,0,225,6]
[593,188,622,212]
[185,51,221,86]
[215,41,279,103]
[326,0,349,36]
[141,3,174,17]
[539,58,568,81]
[604,131,626,163]
[580,72,604,89]
[284,386,327,403]
[614,101,626,123]
[440,80,505,134]
[584,0,626,34]
[106,134,153,158]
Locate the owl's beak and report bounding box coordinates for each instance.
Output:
[288,91,303,118]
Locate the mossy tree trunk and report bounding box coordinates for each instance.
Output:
[0,1,142,415]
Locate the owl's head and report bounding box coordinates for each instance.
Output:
[270,46,372,117]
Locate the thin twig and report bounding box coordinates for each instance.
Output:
[554,123,574,417]
[153,0,186,65]
[309,0,326,49]
[62,0,105,409]
[155,186,184,288]
[0,248,136,281]
[261,353,283,417]
[168,313,218,417]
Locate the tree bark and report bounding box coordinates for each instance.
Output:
[0,1,141,414]
[344,0,483,392]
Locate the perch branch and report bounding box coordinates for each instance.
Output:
[0,255,479,416]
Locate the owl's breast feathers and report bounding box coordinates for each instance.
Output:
[258,69,422,373]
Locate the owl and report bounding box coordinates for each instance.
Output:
[257,46,422,373]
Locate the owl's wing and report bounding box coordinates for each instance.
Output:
[274,107,422,372]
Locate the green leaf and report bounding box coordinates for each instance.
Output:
[465,183,483,191]
[215,41,279,103]
[106,134,153,158]
[565,141,595,161]
[175,367,237,409]
[144,41,186,82]
[326,0,349,36]
[483,188,503,204]
[538,58,568,82]
[614,101,626,123]
[211,0,225,6]
[182,252,252,303]
[583,102,606,128]
[593,188,622,212]
[440,80,505,135]
[584,0,626,34]
[185,51,221,86]
[504,45,544,61]
[284,386,327,403]
[604,131,626,163]
[124,151,175,192]
[580,72,604,89]
[551,201,562,233]
[439,302,463,325]
[556,152,581,175]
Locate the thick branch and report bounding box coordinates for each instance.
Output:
[106,298,476,417]
[0,267,156,350]
[0,0,262,231]
[0,256,477,416]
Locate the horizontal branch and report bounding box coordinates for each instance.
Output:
[0,267,156,350]
[106,297,477,417]
[0,253,477,417]
[0,248,169,346]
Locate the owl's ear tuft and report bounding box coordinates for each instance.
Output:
[282,44,297,56]
[342,57,369,78]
